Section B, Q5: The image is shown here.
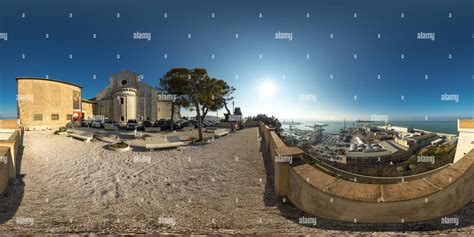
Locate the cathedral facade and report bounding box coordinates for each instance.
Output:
[94,70,179,124]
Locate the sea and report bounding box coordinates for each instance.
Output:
[281,120,459,135]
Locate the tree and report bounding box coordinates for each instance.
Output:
[234,107,242,116]
[221,84,236,121]
[160,68,236,141]
[160,68,191,130]
[199,78,235,124]
[251,114,283,136]
[186,68,209,141]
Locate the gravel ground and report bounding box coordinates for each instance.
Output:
[0,127,472,235]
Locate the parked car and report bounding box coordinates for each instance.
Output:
[179,121,195,129]
[104,119,117,126]
[154,119,179,130]
[126,119,139,130]
[203,120,215,127]
[92,119,103,128]
[81,120,93,127]
[142,120,153,128]
[152,120,162,128]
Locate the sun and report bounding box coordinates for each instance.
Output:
[258,81,277,96]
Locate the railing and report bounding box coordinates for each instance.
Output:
[304,153,451,184]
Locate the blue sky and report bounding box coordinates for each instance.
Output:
[0,0,472,121]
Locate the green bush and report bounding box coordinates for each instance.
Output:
[408,163,417,170]
[248,114,283,136]
[110,141,129,148]
[396,166,405,172]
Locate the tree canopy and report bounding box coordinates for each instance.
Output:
[160,68,235,141]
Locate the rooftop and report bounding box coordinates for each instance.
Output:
[17,77,83,89]
[459,120,474,129]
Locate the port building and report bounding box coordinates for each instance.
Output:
[345,141,406,165]
[387,125,412,133]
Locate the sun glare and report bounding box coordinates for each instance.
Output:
[258,80,277,96]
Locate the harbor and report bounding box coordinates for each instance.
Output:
[282,120,459,166]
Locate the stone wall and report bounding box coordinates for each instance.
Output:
[0,130,21,180]
[0,147,10,194]
[0,120,20,129]
[17,78,82,130]
[156,101,179,121]
[259,122,474,223]
[81,101,95,120]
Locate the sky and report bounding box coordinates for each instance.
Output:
[0,0,472,121]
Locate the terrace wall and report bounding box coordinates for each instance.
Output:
[259,122,474,223]
[0,120,22,181]
[0,147,11,194]
[0,130,21,180]
[0,120,20,129]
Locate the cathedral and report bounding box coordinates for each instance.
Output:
[93,70,180,124]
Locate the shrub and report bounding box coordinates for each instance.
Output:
[110,141,129,149]
[396,166,405,172]
[248,114,283,136]
[408,163,417,170]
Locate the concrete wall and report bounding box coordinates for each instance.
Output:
[259,122,474,223]
[17,78,82,130]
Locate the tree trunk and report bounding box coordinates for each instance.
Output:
[170,101,175,131]
[195,102,203,141]
[224,102,231,120]
[201,107,208,125]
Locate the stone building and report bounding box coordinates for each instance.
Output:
[94,70,179,124]
[17,77,84,130]
[81,99,96,120]
[16,70,178,129]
